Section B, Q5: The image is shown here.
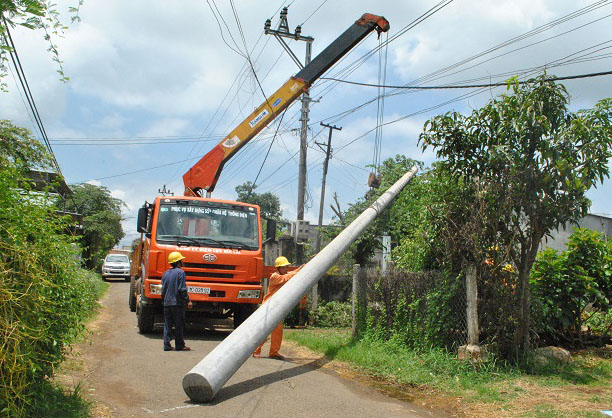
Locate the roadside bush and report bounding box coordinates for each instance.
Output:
[312,301,352,328]
[0,165,104,416]
[531,228,612,346]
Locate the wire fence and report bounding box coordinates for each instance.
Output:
[360,267,468,349]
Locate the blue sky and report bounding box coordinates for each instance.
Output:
[2,0,611,246]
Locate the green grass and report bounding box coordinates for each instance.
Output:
[28,381,91,418]
[285,328,612,415]
[285,328,520,393]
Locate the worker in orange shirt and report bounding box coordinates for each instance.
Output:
[253,256,303,360]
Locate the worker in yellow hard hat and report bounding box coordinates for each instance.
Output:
[253,256,303,360]
[162,251,192,352]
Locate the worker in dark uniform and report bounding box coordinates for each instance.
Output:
[162,251,192,351]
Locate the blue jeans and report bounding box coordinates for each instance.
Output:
[163,305,186,350]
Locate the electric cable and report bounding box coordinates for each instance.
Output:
[207,0,247,59]
[249,107,289,194]
[299,0,328,26]
[321,69,612,90]
[2,17,62,176]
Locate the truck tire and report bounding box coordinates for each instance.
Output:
[128,279,137,312]
[233,304,257,329]
[137,301,155,333]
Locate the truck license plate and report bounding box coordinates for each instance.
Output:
[188,286,210,294]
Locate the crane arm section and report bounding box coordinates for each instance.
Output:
[183,13,390,196]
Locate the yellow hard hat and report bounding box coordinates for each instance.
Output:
[275,256,291,268]
[168,251,186,264]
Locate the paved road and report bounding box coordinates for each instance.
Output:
[70,280,444,417]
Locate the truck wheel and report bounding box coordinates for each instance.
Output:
[233,304,257,329]
[137,302,154,333]
[128,279,137,312]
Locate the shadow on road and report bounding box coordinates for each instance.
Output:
[139,320,234,342]
[202,356,332,404]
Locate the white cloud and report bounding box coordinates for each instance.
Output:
[2,0,611,226]
[110,188,126,201]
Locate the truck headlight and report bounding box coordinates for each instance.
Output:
[237,290,260,299]
[150,284,162,295]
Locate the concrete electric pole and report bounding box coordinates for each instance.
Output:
[311,122,341,315]
[264,7,314,264]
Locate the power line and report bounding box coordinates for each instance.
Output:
[170,2,297,187]
[300,0,328,26]
[250,107,289,191]
[2,16,62,176]
[321,70,612,90]
[309,0,612,120]
[169,2,286,184]
[208,0,247,59]
[50,139,211,146]
[48,134,223,140]
[77,156,202,183]
[399,0,612,89]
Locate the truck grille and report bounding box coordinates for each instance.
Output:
[186,271,234,279]
[183,262,236,270]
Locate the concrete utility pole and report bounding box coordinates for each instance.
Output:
[264,7,314,264]
[311,122,342,315]
[182,166,418,402]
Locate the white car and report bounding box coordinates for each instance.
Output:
[101,254,131,281]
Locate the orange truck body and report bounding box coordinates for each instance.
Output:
[131,195,279,332]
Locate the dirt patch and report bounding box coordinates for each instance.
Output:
[54,292,117,417]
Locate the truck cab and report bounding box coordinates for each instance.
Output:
[131,196,268,333]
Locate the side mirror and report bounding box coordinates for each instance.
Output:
[137,207,148,233]
[264,219,277,244]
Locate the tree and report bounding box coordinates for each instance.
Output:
[131,237,141,254]
[235,181,282,220]
[0,1,83,90]
[326,155,423,266]
[62,183,125,269]
[0,119,51,170]
[419,75,612,349]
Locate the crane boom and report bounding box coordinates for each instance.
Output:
[182,13,389,196]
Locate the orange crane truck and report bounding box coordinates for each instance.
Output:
[129,13,390,333]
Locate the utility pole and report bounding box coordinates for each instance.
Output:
[158,185,174,196]
[311,122,341,316]
[264,7,314,264]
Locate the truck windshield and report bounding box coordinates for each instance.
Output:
[156,203,259,250]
